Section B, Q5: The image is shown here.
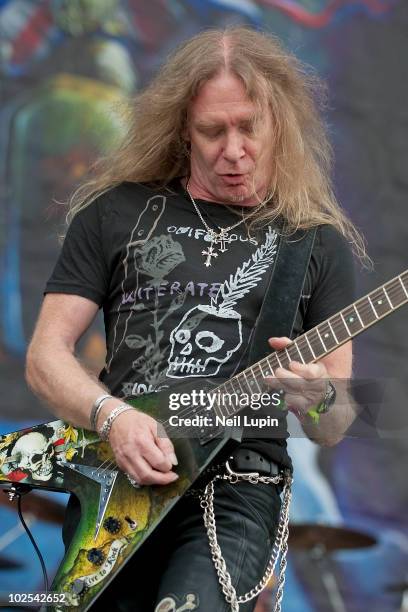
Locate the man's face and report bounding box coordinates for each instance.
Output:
[186,71,273,206]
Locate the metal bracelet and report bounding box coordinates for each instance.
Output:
[98,404,134,441]
[90,394,112,431]
[199,467,293,612]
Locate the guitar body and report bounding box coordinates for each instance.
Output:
[0,392,231,611]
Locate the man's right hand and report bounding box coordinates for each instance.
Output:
[98,404,179,486]
[25,294,179,481]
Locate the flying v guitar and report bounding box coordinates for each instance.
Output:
[0,270,407,611]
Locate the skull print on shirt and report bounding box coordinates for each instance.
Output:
[167,228,277,378]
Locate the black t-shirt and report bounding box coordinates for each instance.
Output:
[45,181,355,469]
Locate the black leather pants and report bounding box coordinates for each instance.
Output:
[89,479,282,611]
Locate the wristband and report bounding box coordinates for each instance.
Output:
[98,404,134,441]
[90,394,112,431]
[307,381,337,424]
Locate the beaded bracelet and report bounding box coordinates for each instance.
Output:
[98,404,134,441]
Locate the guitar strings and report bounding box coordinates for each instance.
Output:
[91,278,408,469]
[153,280,408,437]
[98,459,116,473]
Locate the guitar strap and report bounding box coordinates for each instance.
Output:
[205,227,318,610]
[247,226,318,366]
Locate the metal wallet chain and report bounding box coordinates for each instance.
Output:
[198,466,293,612]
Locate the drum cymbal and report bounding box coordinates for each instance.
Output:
[289,523,376,552]
[0,489,66,525]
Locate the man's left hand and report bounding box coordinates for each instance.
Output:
[266,336,329,420]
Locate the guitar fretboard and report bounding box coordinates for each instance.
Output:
[213,270,408,418]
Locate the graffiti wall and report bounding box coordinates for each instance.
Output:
[0,1,407,611]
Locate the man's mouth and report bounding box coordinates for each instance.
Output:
[220,173,246,185]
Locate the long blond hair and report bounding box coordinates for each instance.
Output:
[67,27,367,262]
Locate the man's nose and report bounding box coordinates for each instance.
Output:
[223,132,245,162]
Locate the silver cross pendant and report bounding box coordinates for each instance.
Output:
[202,244,218,267]
[216,229,230,253]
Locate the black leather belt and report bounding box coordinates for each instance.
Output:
[229,448,281,477]
[191,449,285,495]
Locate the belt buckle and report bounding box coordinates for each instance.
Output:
[225,460,260,483]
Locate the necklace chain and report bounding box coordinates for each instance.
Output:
[185,180,254,267]
[185,180,245,236]
[199,469,293,611]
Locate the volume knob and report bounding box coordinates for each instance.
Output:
[103,516,121,534]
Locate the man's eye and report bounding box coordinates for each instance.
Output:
[205,129,223,138]
[240,124,255,135]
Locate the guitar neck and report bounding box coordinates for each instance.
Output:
[216,269,408,408]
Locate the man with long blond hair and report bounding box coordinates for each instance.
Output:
[26,27,360,611]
